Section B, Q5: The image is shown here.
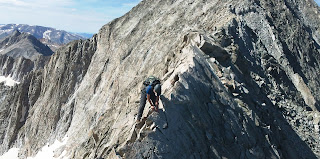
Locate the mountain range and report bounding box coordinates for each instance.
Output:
[0,24,89,44]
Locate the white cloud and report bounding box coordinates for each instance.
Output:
[0,0,28,6]
[0,0,141,33]
[0,0,72,8]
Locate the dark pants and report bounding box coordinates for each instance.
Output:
[137,87,156,120]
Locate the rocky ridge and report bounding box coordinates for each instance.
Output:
[0,0,320,159]
[0,30,52,82]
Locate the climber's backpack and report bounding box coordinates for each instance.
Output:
[143,76,160,87]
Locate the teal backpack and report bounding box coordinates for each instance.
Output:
[143,76,160,86]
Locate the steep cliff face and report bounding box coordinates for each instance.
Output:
[1,0,320,159]
[0,36,97,158]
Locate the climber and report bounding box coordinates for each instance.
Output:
[136,76,161,123]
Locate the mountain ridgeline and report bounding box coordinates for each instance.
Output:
[1,0,320,159]
[0,24,91,52]
[0,24,86,44]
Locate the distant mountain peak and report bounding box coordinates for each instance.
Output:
[0,24,87,44]
[0,31,53,60]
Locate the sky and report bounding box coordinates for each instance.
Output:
[0,0,141,33]
[0,0,319,33]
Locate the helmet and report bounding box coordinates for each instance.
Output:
[154,84,161,95]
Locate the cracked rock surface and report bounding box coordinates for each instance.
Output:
[1,0,320,159]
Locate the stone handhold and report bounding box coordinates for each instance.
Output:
[209,57,216,63]
[199,39,230,62]
[306,106,313,111]
[162,123,168,129]
[137,125,148,141]
[171,74,179,86]
[117,145,129,157]
[106,148,121,159]
[232,93,240,97]
[241,86,249,94]
[257,80,265,88]
[297,106,304,113]
[290,110,297,117]
[88,129,99,144]
[254,75,260,81]
[145,118,154,126]
[314,124,319,133]
[307,115,314,121]
[127,127,138,143]
[92,132,99,144]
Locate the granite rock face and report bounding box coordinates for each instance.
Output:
[1,0,320,159]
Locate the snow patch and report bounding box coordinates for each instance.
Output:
[0,76,20,86]
[28,137,69,159]
[0,137,69,159]
[43,30,52,40]
[0,29,13,34]
[0,148,19,159]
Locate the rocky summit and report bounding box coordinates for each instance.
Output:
[1,0,320,159]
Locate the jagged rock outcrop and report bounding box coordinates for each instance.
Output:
[1,0,320,159]
[0,30,52,82]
